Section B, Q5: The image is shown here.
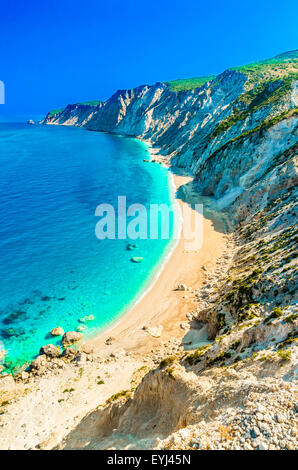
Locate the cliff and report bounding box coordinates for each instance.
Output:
[39,51,298,450]
[42,51,297,216]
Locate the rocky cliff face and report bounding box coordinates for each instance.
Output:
[42,51,298,450]
[42,52,297,217]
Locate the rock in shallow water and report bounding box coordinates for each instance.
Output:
[40,344,60,357]
[62,331,83,346]
[50,327,64,336]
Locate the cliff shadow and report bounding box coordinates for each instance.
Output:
[168,165,232,234]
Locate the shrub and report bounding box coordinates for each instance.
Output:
[159,356,175,368]
[277,349,292,361]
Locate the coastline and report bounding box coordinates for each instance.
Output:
[0,155,229,450]
[86,166,227,357]
[84,152,183,346]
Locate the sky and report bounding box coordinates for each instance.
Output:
[0,0,297,119]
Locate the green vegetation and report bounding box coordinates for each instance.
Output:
[277,331,298,349]
[206,50,298,139]
[77,100,102,106]
[186,345,210,365]
[284,313,298,324]
[48,108,64,116]
[166,76,215,92]
[232,50,298,86]
[211,75,297,139]
[205,106,298,170]
[106,389,131,404]
[277,349,292,361]
[264,307,284,323]
[208,351,231,366]
[230,339,241,350]
[159,356,176,368]
[166,367,175,379]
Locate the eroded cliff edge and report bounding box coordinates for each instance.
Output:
[40,51,298,450]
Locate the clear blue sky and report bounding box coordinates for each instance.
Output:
[0,0,297,119]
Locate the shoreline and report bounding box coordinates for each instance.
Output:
[0,135,226,375]
[84,156,183,347]
[0,151,229,450]
[86,164,227,356]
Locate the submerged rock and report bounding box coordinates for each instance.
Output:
[79,314,95,323]
[3,310,27,325]
[126,243,138,251]
[62,331,83,346]
[131,256,144,263]
[77,324,87,332]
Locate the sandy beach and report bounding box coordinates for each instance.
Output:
[0,168,229,450]
[87,170,227,357]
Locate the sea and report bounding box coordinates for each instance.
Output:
[0,122,176,373]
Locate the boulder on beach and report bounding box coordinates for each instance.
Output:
[50,326,64,336]
[29,355,49,375]
[62,331,83,346]
[176,283,186,291]
[105,336,115,345]
[40,344,60,358]
[61,347,76,359]
[146,325,163,338]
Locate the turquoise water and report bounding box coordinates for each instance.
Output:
[0,123,175,373]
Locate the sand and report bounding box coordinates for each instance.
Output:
[87,172,227,356]
[0,169,229,450]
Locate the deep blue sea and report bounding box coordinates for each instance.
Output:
[0,122,175,373]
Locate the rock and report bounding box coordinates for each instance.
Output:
[27,120,35,125]
[0,375,15,390]
[105,336,115,345]
[21,371,29,380]
[131,256,144,263]
[62,331,83,346]
[176,283,186,291]
[276,412,285,423]
[77,325,87,332]
[258,441,269,450]
[256,404,267,413]
[0,349,6,360]
[79,314,95,323]
[50,326,64,336]
[40,344,60,357]
[146,325,163,338]
[61,347,76,359]
[110,349,126,359]
[29,355,48,374]
[286,442,295,450]
[126,243,138,250]
[80,343,94,354]
[73,352,87,364]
